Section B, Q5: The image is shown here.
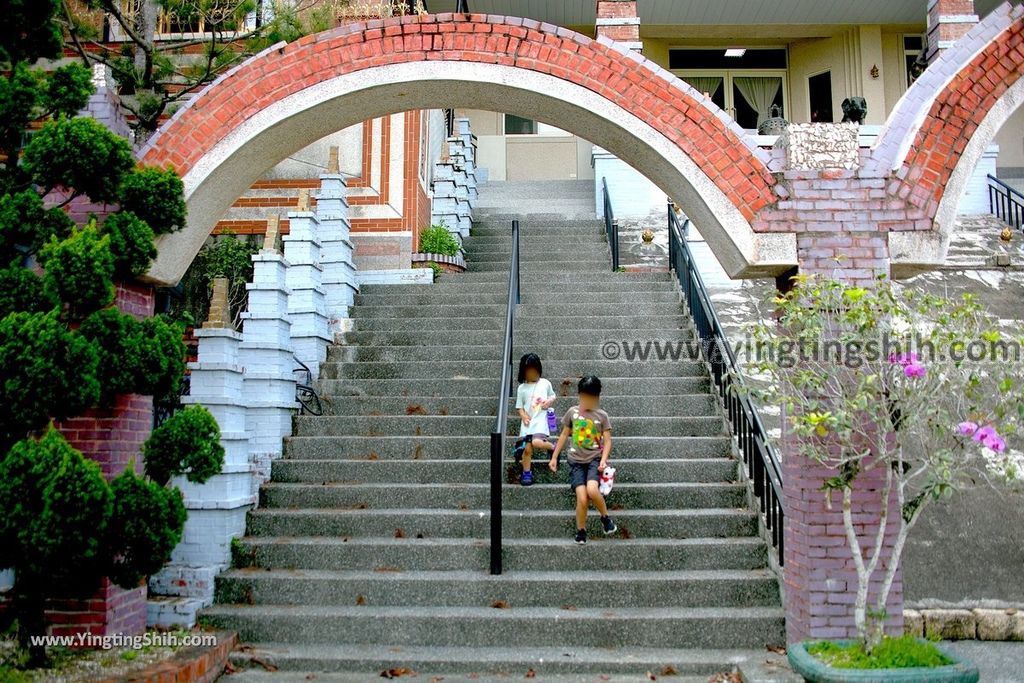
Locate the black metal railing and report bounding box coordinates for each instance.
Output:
[456,0,469,13]
[490,219,520,575]
[988,174,1024,232]
[667,203,786,564]
[601,176,620,271]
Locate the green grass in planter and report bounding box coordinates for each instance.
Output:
[807,636,953,669]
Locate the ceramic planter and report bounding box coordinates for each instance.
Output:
[787,640,980,683]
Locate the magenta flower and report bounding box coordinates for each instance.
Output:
[957,421,979,436]
[973,425,997,443]
[984,434,1007,452]
[904,362,926,378]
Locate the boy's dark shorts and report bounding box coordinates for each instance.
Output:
[568,460,601,491]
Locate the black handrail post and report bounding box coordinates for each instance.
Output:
[490,219,519,575]
[602,177,619,271]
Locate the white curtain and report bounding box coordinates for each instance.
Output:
[734,76,782,127]
[681,76,723,100]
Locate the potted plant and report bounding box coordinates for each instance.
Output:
[747,274,1024,682]
[412,224,466,278]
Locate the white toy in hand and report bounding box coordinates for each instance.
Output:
[598,466,616,496]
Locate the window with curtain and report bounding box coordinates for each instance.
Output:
[733,76,783,128]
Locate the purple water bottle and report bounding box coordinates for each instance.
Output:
[547,408,558,433]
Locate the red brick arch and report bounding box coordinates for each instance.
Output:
[892,9,1024,226]
[139,13,784,285]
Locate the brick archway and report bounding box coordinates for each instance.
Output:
[138,13,795,286]
[873,4,1024,262]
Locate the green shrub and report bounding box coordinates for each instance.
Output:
[0,311,99,441]
[417,225,461,257]
[105,468,187,588]
[103,211,158,278]
[0,265,57,319]
[39,223,114,315]
[119,166,187,235]
[808,635,954,669]
[143,405,224,486]
[0,427,112,583]
[135,315,187,398]
[22,117,135,203]
[169,234,260,328]
[41,63,94,118]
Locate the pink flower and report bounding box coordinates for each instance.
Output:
[957,421,979,436]
[973,425,997,443]
[984,434,1007,453]
[904,363,926,378]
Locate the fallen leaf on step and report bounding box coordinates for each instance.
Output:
[660,666,678,676]
[355,594,366,605]
[429,677,445,683]
[645,672,657,681]
[394,528,406,538]
[598,676,610,682]
[304,675,316,680]
[766,645,786,655]
[491,599,510,609]
[706,673,742,683]
[525,669,536,678]
[406,404,427,415]
[367,452,380,460]
[380,667,417,679]
[560,605,577,611]
[374,566,402,572]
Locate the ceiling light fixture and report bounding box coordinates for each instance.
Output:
[724,48,747,57]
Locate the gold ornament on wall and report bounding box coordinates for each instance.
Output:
[870,64,880,79]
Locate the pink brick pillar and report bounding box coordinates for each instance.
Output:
[927,0,979,62]
[596,1,642,52]
[48,281,156,638]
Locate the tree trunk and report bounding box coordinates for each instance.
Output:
[13,577,49,668]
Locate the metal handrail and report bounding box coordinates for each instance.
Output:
[456,0,469,13]
[988,174,1023,231]
[667,203,786,564]
[490,219,520,575]
[601,176,620,271]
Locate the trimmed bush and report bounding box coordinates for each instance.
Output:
[0,265,57,319]
[119,166,187,235]
[143,405,224,486]
[105,468,187,588]
[103,211,158,278]
[39,223,114,316]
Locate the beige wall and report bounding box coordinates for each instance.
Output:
[789,36,846,123]
[995,107,1024,175]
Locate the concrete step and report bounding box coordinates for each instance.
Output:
[359,278,675,294]
[337,328,693,348]
[348,314,690,332]
[214,568,780,608]
[319,358,704,381]
[231,536,769,572]
[245,507,754,539]
[468,249,612,263]
[349,302,685,319]
[199,604,785,649]
[290,415,725,437]
[445,271,673,283]
[326,341,701,364]
[316,394,717,417]
[354,290,683,306]
[466,260,613,272]
[225,643,792,679]
[258,482,747,511]
[312,376,712,398]
[282,435,734,460]
[269,458,739,485]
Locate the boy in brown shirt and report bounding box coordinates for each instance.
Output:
[548,375,618,544]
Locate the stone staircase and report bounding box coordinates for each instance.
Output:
[204,204,787,679]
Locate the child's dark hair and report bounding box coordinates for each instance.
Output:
[578,375,602,396]
[517,353,543,383]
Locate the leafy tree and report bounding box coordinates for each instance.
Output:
[169,233,260,328]
[143,405,225,486]
[0,0,220,667]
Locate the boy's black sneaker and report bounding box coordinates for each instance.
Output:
[574,528,587,545]
[601,516,618,535]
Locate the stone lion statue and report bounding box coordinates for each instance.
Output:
[841,97,868,124]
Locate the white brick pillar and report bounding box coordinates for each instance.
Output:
[284,191,332,378]
[241,218,297,486]
[148,279,253,628]
[317,148,358,336]
[455,117,479,205]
